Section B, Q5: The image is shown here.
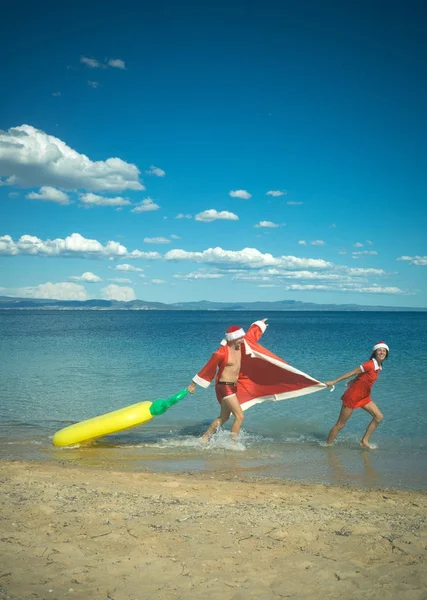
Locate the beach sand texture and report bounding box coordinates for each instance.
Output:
[1,460,426,600]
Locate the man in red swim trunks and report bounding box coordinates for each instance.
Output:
[187,319,269,441]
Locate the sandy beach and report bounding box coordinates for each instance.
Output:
[1,460,426,600]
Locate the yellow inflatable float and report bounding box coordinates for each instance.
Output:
[53,389,188,447]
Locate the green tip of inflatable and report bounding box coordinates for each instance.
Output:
[149,388,189,416]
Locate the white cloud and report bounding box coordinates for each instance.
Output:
[80,56,126,70]
[79,193,131,207]
[131,198,160,213]
[52,92,61,97]
[352,285,404,294]
[284,284,332,291]
[283,283,403,294]
[195,209,239,222]
[151,279,166,284]
[352,250,378,256]
[146,165,165,177]
[0,232,161,261]
[124,249,161,260]
[88,81,100,89]
[311,240,325,246]
[330,223,336,228]
[397,255,427,266]
[175,213,192,219]
[144,237,171,244]
[266,190,286,197]
[26,186,70,205]
[101,284,136,301]
[298,240,307,245]
[353,242,364,248]
[113,264,144,272]
[165,247,332,270]
[287,201,303,205]
[173,271,224,280]
[254,221,280,228]
[170,234,180,240]
[8,192,19,198]
[229,190,251,199]
[233,270,345,282]
[109,277,132,283]
[0,125,144,192]
[107,58,126,70]
[338,249,347,255]
[345,267,386,276]
[5,282,89,300]
[69,272,102,283]
[258,284,280,288]
[80,56,105,68]
[366,240,373,245]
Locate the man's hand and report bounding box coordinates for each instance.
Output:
[325,380,336,387]
[187,382,196,394]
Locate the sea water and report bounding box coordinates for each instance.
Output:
[0,310,426,489]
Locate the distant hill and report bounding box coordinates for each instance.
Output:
[0,297,176,310]
[0,296,425,311]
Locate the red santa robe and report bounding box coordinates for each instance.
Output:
[192,320,326,410]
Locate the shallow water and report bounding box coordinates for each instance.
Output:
[1,310,426,489]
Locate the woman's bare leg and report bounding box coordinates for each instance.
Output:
[326,405,353,445]
[200,401,231,441]
[360,401,383,448]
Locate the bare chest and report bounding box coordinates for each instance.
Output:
[225,347,241,367]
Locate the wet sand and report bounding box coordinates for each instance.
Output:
[1,460,426,599]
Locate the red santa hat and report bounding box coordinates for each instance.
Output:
[225,325,246,342]
[372,341,389,352]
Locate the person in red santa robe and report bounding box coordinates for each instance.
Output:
[187,318,325,442]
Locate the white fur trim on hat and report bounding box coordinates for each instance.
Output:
[372,342,389,352]
[225,328,245,341]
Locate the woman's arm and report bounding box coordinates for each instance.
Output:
[325,366,362,387]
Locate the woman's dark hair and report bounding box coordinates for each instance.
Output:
[370,349,389,361]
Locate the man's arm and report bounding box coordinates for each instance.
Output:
[190,350,222,389]
[244,318,268,344]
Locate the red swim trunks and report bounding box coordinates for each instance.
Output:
[215,381,238,404]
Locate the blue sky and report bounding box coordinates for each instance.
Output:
[1,0,426,306]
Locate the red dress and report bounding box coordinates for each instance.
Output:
[342,358,382,409]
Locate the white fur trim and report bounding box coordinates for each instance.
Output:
[192,374,211,388]
[372,358,382,371]
[360,364,365,373]
[225,328,245,341]
[240,383,327,411]
[372,342,389,352]
[252,320,267,333]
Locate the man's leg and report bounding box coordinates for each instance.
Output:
[222,394,245,441]
[200,401,231,441]
[360,401,383,448]
[326,405,353,445]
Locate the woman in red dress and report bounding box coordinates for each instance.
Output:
[325,342,389,448]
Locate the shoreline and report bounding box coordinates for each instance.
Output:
[1,459,426,599]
